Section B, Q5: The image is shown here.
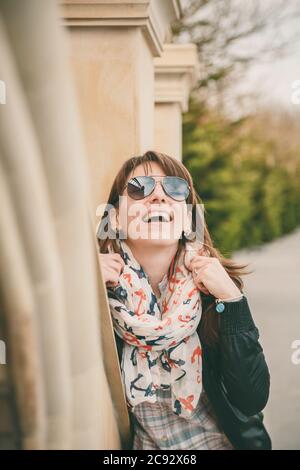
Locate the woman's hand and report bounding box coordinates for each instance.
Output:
[188,254,242,300]
[99,253,125,287]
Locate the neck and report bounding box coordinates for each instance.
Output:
[125,240,179,297]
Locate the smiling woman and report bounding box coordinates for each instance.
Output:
[98,150,247,325]
[97,150,272,450]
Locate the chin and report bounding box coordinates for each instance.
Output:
[126,221,183,248]
[129,237,179,249]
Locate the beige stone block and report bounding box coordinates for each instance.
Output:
[154,102,182,160]
[67,27,154,210]
[154,43,200,160]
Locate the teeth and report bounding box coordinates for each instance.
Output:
[143,211,171,223]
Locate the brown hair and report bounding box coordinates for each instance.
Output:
[98,150,252,346]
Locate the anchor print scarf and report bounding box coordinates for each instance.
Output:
[106,239,203,418]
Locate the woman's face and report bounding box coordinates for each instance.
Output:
[117,162,191,248]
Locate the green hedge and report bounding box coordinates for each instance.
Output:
[183,98,300,256]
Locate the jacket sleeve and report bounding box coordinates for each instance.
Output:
[217,295,271,416]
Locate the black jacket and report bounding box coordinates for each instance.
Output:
[114,292,272,450]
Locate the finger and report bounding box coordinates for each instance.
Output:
[191,254,212,262]
[109,258,125,273]
[193,272,210,294]
[190,257,212,269]
[103,260,120,275]
[106,280,119,287]
[187,255,210,270]
[99,253,125,270]
[110,253,125,266]
[192,266,206,281]
[192,272,209,294]
[106,268,119,285]
[198,246,210,256]
[108,264,122,275]
[200,285,210,294]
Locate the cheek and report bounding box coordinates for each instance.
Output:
[119,198,145,228]
[118,197,129,228]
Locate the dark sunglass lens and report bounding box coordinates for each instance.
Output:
[127,176,155,200]
[163,177,189,201]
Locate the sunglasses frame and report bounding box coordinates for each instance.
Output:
[122,175,191,202]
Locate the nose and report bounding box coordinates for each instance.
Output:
[148,180,168,203]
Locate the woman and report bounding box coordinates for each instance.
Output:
[97,150,271,450]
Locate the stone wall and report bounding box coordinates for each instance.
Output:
[0,0,200,449]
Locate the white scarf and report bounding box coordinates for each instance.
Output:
[107,239,203,418]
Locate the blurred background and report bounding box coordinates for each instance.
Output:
[0,0,299,450]
[175,0,300,450]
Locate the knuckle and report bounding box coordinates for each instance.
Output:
[116,254,125,264]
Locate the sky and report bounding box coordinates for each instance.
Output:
[232,2,300,113]
[179,0,300,116]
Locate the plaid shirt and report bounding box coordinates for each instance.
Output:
[130,386,234,450]
[127,275,234,450]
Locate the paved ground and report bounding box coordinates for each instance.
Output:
[233,227,300,450]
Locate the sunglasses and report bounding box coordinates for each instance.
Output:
[123,175,190,202]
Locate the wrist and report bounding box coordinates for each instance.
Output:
[219,296,257,334]
[214,290,243,313]
[217,289,242,301]
[217,294,243,302]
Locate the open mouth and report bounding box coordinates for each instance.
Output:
[142,211,173,223]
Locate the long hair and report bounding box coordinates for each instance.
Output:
[97,150,252,346]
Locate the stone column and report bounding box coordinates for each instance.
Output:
[154,43,200,160]
[61,0,181,214]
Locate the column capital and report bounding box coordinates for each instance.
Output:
[60,0,182,56]
[154,43,200,112]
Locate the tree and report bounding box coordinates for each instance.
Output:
[172,0,300,109]
[174,1,300,253]
[183,97,300,255]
